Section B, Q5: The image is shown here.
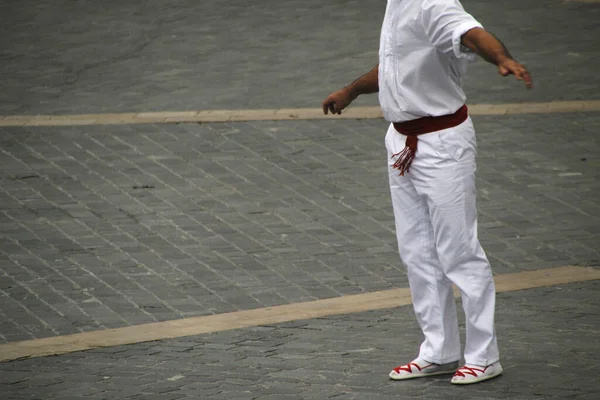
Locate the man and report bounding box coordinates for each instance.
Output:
[322,0,532,385]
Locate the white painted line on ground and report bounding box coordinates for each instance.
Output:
[1,101,600,127]
[0,265,598,363]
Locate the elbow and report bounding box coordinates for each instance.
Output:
[460,27,486,52]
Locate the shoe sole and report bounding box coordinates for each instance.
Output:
[389,369,456,381]
[451,368,503,385]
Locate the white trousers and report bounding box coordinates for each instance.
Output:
[385,117,499,366]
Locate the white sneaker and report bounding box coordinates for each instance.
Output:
[451,362,503,385]
[389,358,459,380]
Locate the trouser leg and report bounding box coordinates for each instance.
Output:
[386,124,461,364]
[408,118,499,366]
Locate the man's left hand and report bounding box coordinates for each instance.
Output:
[497,59,533,89]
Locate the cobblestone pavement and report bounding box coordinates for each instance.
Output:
[1,0,600,398]
[1,0,599,115]
[1,113,599,343]
[1,281,599,399]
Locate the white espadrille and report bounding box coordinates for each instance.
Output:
[389,358,459,380]
[451,362,503,385]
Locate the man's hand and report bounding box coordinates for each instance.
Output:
[322,88,355,115]
[497,59,533,89]
[322,64,379,115]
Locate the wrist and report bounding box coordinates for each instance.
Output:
[343,85,360,100]
[496,55,513,66]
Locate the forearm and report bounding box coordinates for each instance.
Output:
[322,64,380,115]
[461,27,532,88]
[461,27,512,65]
[345,64,379,99]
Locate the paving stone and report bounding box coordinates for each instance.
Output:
[1,0,599,397]
[0,1,597,113]
[1,281,598,398]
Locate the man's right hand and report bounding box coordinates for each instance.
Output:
[322,88,355,115]
[322,65,379,115]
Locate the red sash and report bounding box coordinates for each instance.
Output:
[391,105,468,176]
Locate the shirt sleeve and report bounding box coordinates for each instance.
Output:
[420,0,483,60]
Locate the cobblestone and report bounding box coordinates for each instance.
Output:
[0,111,599,341]
[0,282,598,399]
[1,0,600,398]
[1,0,599,115]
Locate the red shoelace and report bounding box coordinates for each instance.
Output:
[392,362,434,374]
[453,365,488,377]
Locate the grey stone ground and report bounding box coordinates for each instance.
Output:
[1,282,599,400]
[1,0,600,398]
[0,0,599,115]
[1,114,598,342]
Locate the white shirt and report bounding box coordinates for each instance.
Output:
[378,0,483,122]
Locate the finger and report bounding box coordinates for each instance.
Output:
[516,66,531,82]
[329,103,336,115]
[498,65,510,76]
[522,70,533,88]
[323,97,334,115]
[512,66,534,88]
[513,69,523,80]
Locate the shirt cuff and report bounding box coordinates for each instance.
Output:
[452,20,483,61]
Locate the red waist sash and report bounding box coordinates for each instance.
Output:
[391,105,468,176]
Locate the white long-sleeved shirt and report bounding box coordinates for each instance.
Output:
[378,0,482,122]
